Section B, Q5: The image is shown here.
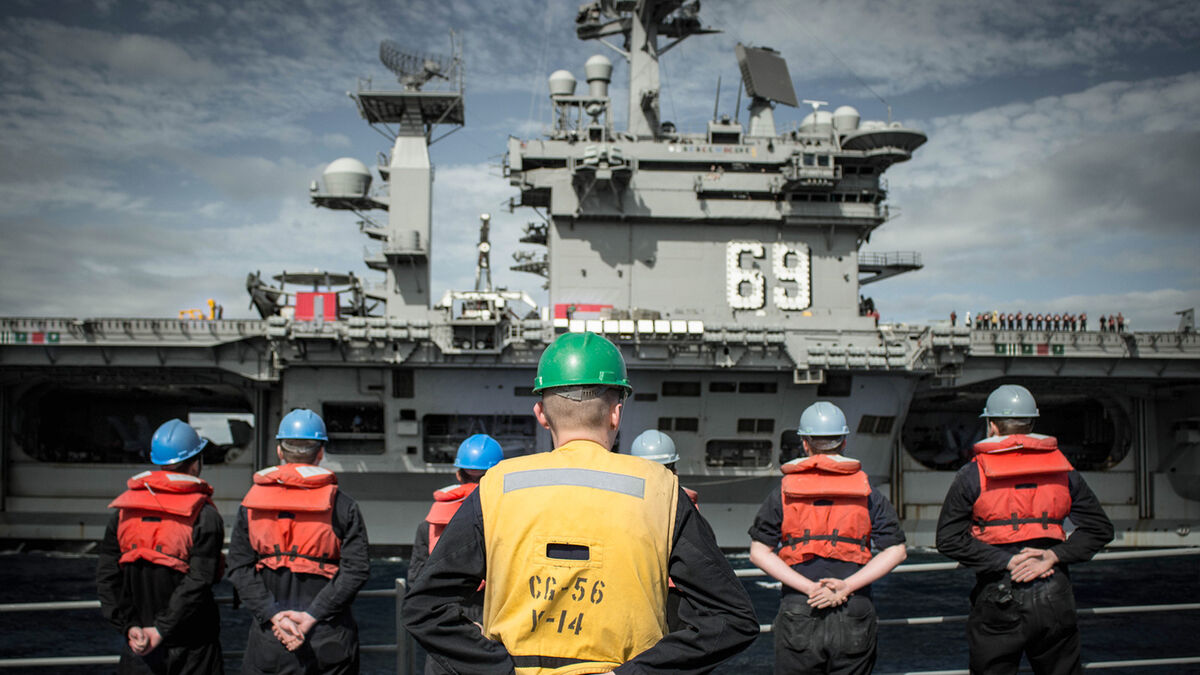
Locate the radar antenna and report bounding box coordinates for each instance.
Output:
[379,39,458,91]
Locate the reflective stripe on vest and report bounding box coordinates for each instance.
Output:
[971,434,1073,544]
[110,471,213,573]
[779,454,873,566]
[243,464,341,579]
[479,440,677,675]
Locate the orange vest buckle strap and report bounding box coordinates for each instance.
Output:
[970,434,1073,544]
[779,454,873,566]
[243,464,342,579]
[110,471,214,574]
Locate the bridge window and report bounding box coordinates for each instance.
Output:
[323,403,385,455]
[857,415,895,435]
[662,381,701,397]
[737,418,775,433]
[705,439,772,467]
[422,414,538,464]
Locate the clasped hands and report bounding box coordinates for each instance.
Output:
[806,578,850,609]
[1007,547,1058,583]
[270,610,318,651]
[126,626,163,656]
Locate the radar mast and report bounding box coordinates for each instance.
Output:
[576,0,717,139]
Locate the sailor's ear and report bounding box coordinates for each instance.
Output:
[533,400,551,430]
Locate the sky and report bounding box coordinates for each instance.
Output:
[0,0,1197,330]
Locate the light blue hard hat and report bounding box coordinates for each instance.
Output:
[798,401,850,436]
[631,429,679,464]
[980,384,1039,418]
[276,409,329,441]
[150,419,208,466]
[455,434,504,470]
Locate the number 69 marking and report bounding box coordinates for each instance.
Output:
[726,242,810,311]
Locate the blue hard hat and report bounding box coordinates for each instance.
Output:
[276,409,328,441]
[150,419,208,466]
[980,384,1039,418]
[798,401,850,436]
[631,430,679,464]
[455,434,503,470]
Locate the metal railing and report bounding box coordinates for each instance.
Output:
[2,549,1197,672]
[0,579,414,672]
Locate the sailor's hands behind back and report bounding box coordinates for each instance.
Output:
[1008,547,1058,583]
[271,611,304,651]
[272,610,319,651]
[807,578,850,608]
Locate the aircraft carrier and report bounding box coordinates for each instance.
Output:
[1,0,1197,549]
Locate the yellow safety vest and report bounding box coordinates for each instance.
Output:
[479,440,678,675]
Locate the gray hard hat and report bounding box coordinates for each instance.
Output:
[798,401,850,436]
[980,384,1039,418]
[631,429,679,464]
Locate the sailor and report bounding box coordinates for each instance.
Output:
[227,409,370,674]
[630,429,697,505]
[936,385,1114,675]
[97,419,225,674]
[403,331,758,673]
[748,401,907,675]
[1080,312,1087,331]
[1014,311,1023,331]
[407,433,504,675]
[630,429,696,633]
[1117,313,1125,332]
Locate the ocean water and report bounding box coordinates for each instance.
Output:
[0,548,1196,674]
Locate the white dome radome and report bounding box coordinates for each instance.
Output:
[832,106,860,132]
[548,69,577,97]
[322,157,371,197]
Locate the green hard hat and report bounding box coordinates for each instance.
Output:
[533,332,632,394]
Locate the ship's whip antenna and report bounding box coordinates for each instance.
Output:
[766,0,892,120]
[712,75,721,122]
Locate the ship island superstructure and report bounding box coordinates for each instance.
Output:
[0,0,1198,548]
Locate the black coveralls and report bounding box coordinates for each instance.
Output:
[936,463,1114,675]
[749,486,906,675]
[227,490,370,675]
[408,517,484,675]
[96,503,225,675]
[403,488,760,674]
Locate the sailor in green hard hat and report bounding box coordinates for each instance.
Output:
[404,332,757,672]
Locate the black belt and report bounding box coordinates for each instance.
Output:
[973,511,1063,532]
[782,528,869,551]
[257,544,339,566]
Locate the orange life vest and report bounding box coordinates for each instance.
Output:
[425,483,480,553]
[779,454,872,565]
[683,487,699,507]
[243,464,341,579]
[971,434,1072,544]
[110,471,213,574]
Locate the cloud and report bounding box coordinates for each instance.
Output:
[899,72,1200,190]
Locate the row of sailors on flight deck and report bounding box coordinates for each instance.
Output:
[960,310,1128,332]
[401,333,1115,675]
[96,331,1115,675]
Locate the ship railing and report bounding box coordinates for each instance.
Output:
[1,548,1197,672]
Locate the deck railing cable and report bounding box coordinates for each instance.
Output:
[0,549,1196,671]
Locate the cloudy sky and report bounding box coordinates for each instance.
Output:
[1,0,1197,329]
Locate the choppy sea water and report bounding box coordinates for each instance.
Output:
[0,548,1196,674]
